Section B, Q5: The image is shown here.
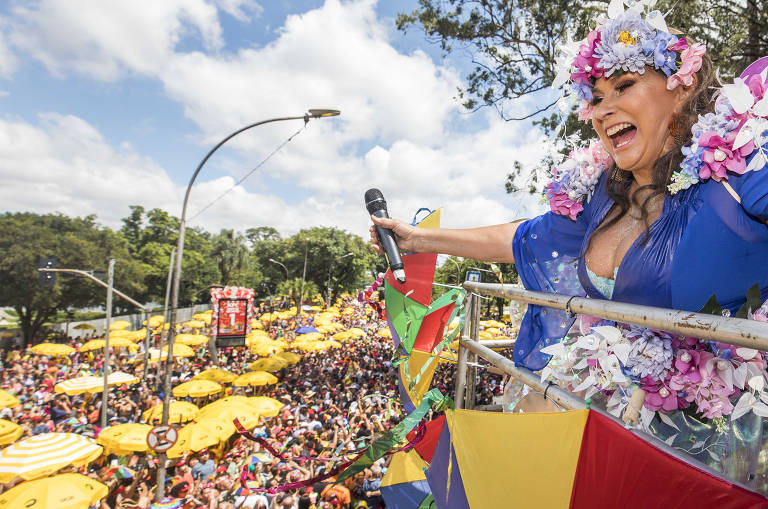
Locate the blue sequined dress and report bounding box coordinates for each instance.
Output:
[511,152,768,371]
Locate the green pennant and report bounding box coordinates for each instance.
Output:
[386,282,429,354]
[417,494,436,509]
[336,389,450,482]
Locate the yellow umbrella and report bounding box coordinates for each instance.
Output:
[0,390,20,409]
[185,320,206,329]
[143,315,164,328]
[97,423,153,454]
[109,320,131,330]
[176,334,209,347]
[296,332,324,341]
[162,343,196,358]
[248,358,287,372]
[79,337,136,352]
[233,371,278,387]
[165,420,232,458]
[73,323,95,330]
[275,351,301,364]
[197,400,261,431]
[480,319,506,328]
[30,343,74,356]
[0,433,103,482]
[194,368,236,383]
[0,420,23,446]
[347,328,365,337]
[251,343,284,357]
[333,331,355,341]
[483,327,502,335]
[247,396,284,417]
[377,328,392,338]
[191,313,212,325]
[172,380,222,398]
[0,473,108,509]
[143,401,199,424]
[54,371,139,396]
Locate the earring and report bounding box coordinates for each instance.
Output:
[668,112,687,145]
[610,166,623,181]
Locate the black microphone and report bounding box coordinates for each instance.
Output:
[365,188,406,283]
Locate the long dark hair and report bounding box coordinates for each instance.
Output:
[592,54,721,240]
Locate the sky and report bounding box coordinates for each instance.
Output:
[0,0,552,239]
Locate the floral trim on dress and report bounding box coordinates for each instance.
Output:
[546,140,613,220]
[669,67,768,194]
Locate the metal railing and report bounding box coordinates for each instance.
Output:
[454,282,768,495]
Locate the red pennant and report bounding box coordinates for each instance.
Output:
[384,252,437,307]
[412,302,456,353]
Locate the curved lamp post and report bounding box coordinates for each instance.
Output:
[326,252,353,307]
[269,258,289,281]
[155,109,340,499]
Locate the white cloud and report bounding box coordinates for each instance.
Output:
[0,0,551,239]
[6,0,223,80]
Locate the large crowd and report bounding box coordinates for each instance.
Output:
[0,297,504,508]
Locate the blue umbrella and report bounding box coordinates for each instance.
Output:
[295,326,320,334]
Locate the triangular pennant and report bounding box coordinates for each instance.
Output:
[399,350,440,411]
[385,252,438,307]
[385,283,429,354]
[412,289,460,353]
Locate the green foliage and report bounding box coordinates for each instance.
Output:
[0,209,385,341]
[398,0,768,196]
[433,255,517,316]
[0,212,144,343]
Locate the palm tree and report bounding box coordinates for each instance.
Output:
[212,229,249,285]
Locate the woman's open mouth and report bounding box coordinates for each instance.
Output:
[606,122,637,150]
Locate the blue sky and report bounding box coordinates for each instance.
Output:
[0,0,550,237]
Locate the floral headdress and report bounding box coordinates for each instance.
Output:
[547,0,768,218]
[552,0,706,122]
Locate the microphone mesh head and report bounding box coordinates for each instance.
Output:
[364,188,386,213]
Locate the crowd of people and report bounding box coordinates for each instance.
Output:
[0,297,505,508]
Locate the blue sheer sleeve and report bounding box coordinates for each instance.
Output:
[512,182,603,370]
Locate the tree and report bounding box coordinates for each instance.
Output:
[398,0,768,195]
[0,213,144,344]
[433,255,518,316]
[277,277,320,309]
[212,229,250,286]
[117,207,220,306]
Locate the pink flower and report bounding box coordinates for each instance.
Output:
[698,130,755,180]
[570,31,603,84]
[747,73,767,103]
[643,379,683,412]
[667,37,689,52]
[577,101,593,122]
[589,141,613,169]
[667,42,706,90]
[548,191,583,220]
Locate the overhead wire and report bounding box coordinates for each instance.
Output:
[187,122,307,222]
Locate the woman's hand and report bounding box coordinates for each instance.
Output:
[369,216,419,254]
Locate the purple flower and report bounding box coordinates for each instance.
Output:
[625,327,673,381]
[593,11,656,77]
[642,31,678,76]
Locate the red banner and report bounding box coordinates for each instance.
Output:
[217,298,248,337]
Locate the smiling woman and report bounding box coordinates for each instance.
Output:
[369,1,768,372]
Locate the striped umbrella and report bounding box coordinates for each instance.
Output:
[0,473,108,509]
[0,433,103,482]
[54,371,139,396]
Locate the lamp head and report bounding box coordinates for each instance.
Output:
[308,109,340,118]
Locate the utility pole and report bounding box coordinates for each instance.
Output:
[297,238,309,318]
[101,258,115,430]
[156,247,175,381]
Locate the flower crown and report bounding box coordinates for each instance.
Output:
[553,0,705,122]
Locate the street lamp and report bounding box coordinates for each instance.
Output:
[158,108,340,500]
[269,258,289,281]
[445,257,462,285]
[327,252,353,307]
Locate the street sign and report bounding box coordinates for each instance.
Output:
[146,425,178,453]
[465,271,481,282]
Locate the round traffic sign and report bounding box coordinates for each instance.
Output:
[146,425,179,453]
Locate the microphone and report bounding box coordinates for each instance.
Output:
[365,188,406,283]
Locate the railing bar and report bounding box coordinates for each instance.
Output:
[460,338,763,496]
[463,282,768,350]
